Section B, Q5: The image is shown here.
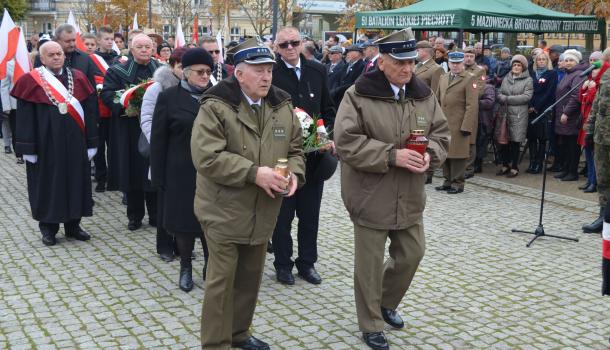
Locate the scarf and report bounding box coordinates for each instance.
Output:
[535,67,547,80]
[181,79,207,100]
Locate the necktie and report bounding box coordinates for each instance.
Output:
[251,104,263,132]
[416,62,423,69]
[365,61,373,72]
[293,67,300,80]
[398,88,405,103]
[450,74,456,82]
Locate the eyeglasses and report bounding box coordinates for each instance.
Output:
[277,40,301,49]
[208,50,220,55]
[189,68,212,76]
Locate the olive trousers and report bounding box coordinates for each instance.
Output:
[353,221,426,332]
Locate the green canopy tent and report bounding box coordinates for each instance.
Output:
[355,0,606,49]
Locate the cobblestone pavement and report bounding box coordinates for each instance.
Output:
[0,151,608,350]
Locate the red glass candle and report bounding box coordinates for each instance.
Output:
[406,130,428,155]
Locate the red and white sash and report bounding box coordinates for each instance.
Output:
[90,53,109,74]
[30,67,86,133]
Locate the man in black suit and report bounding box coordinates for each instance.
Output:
[271,26,336,286]
[326,45,345,92]
[331,44,365,107]
[362,40,379,73]
[49,24,101,88]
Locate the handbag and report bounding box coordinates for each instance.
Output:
[494,103,509,145]
[138,132,150,159]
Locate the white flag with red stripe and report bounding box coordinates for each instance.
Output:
[0,9,20,80]
[603,220,610,295]
[120,81,154,108]
[132,13,139,30]
[12,27,31,83]
[175,17,186,49]
[112,41,121,55]
[216,31,224,64]
[67,10,87,52]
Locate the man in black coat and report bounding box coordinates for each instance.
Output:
[330,44,366,107]
[49,24,101,89]
[101,34,161,231]
[326,45,345,92]
[198,36,229,81]
[271,26,336,286]
[11,41,98,246]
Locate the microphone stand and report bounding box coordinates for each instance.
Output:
[511,74,584,247]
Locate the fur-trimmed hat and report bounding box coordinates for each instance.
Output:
[563,49,582,63]
[511,54,528,69]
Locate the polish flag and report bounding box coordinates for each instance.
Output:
[12,27,31,83]
[132,13,138,30]
[216,31,224,64]
[174,17,185,49]
[192,15,199,44]
[67,10,87,52]
[0,9,19,79]
[603,219,610,296]
[102,14,108,26]
[120,80,154,108]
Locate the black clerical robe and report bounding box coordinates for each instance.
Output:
[100,58,160,192]
[11,68,98,223]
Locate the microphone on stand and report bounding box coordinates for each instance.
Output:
[579,60,602,77]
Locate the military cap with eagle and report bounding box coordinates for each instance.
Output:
[374,28,418,60]
[226,37,275,65]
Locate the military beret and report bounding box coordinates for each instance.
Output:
[448,51,465,62]
[416,40,432,49]
[463,46,475,54]
[374,28,417,60]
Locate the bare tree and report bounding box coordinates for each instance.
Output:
[159,0,200,36]
[74,0,100,32]
[238,0,272,37]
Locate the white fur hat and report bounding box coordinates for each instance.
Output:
[563,49,582,63]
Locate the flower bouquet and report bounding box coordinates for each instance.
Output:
[294,108,332,153]
[114,79,154,117]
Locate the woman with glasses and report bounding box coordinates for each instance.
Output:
[150,48,214,292]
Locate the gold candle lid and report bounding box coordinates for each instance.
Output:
[411,129,425,135]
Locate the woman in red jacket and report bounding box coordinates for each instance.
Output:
[578,60,610,192]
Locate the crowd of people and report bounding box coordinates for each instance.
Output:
[3,22,610,350]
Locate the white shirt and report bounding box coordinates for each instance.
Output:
[242,90,261,106]
[389,83,406,100]
[282,57,302,80]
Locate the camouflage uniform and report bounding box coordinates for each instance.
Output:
[587,69,610,210]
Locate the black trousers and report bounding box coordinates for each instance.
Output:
[272,180,324,272]
[39,218,81,235]
[8,110,20,157]
[127,190,156,222]
[498,141,521,170]
[93,118,110,183]
[156,191,175,255]
[556,135,579,175]
[475,123,491,163]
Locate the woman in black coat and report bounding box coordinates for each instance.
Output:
[527,52,558,174]
[150,48,214,292]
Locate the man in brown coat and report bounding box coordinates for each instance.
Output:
[435,51,479,194]
[191,38,305,350]
[415,40,444,94]
[464,47,486,178]
[335,28,449,350]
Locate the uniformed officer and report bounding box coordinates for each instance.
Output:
[463,46,486,178]
[415,40,444,94]
[335,28,449,350]
[435,51,479,194]
[584,67,610,233]
[191,38,306,350]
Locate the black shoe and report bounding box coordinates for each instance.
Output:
[16,157,24,164]
[525,162,534,174]
[4,146,12,154]
[554,171,568,179]
[560,173,578,181]
[159,252,174,262]
[122,193,128,205]
[127,219,142,231]
[583,208,604,233]
[298,267,322,284]
[65,228,91,241]
[464,172,474,179]
[578,182,591,190]
[583,183,597,193]
[496,167,510,176]
[362,332,389,350]
[42,232,57,246]
[266,240,273,253]
[276,268,295,285]
[179,264,193,292]
[95,182,106,193]
[447,187,464,194]
[149,218,157,227]
[435,185,451,191]
[547,164,563,172]
[232,336,270,350]
[425,176,432,184]
[530,162,542,174]
[381,306,404,329]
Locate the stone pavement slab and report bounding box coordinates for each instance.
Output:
[0,152,608,349]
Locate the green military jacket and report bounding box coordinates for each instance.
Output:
[588,69,610,145]
[190,76,305,245]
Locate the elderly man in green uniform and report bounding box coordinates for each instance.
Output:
[583,68,610,233]
[435,51,479,194]
[463,46,486,178]
[335,28,449,350]
[191,38,305,350]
